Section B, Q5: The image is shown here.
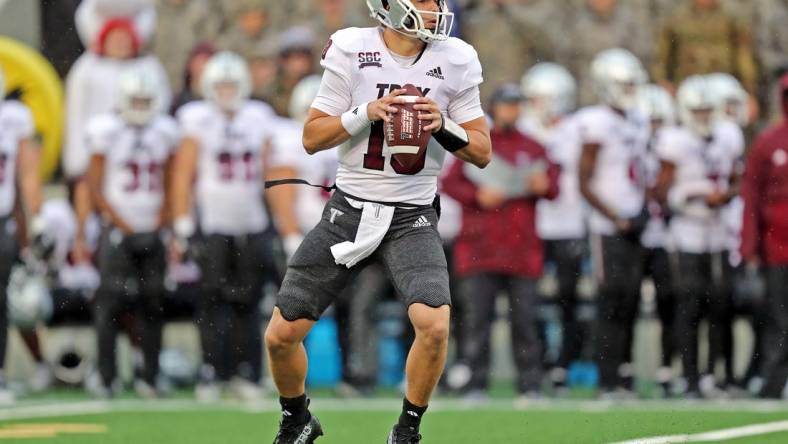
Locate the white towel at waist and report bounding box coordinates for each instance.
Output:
[330,201,395,268]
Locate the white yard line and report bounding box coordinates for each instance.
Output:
[609,420,788,444]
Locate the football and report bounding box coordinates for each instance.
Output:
[385,84,432,170]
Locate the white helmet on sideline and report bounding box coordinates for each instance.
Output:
[8,266,53,328]
[289,75,323,123]
[677,75,719,138]
[201,51,252,112]
[590,48,647,111]
[520,62,576,126]
[637,84,676,131]
[118,65,162,126]
[366,0,454,43]
[705,72,748,127]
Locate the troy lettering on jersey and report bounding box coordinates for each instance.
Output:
[375,83,431,99]
[358,52,382,69]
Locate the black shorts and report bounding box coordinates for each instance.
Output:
[276,191,450,321]
[96,229,166,298]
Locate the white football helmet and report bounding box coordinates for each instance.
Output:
[289,75,322,123]
[637,84,676,131]
[520,62,576,126]
[677,75,718,138]
[201,51,252,112]
[118,65,162,126]
[8,266,53,328]
[705,72,748,127]
[366,0,454,43]
[590,48,648,111]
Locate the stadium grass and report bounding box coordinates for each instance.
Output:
[3,400,788,443]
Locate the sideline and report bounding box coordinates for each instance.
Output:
[608,420,788,444]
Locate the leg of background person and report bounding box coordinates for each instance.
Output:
[673,253,707,392]
[554,239,584,373]
[759,266,788,397]
[136,239,166,386]
[0,288,7,373]
[457,273,501,392]
[444,242,465,363]
[347,263,389,389]
[94,289,121,388]
[595,235,640,390]
[508,276,543,394]
[0,227,17,375]
[652,248,675,369]
[707,252,734,386]
[196,234,232,382]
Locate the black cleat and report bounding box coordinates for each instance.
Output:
[387,425,422,444]
[273,414,323,444]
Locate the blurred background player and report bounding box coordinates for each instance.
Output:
[518,62,586,391]
[636,84,678,395]
[577,48,650,397]
[0,63,44,404]
[171,51,282,401]
[84,65,178,398]
[655,75,744,397]
[443,83,559,401]
[740,73,788,398]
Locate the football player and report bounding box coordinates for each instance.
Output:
[171,52,281,401]
[576,48,650,397]
[0,63,43,404]
[655,75,744,397]
[263,1,491,442]
[85,65,178,398]
[518,62,585,390]
[636,84,678,395]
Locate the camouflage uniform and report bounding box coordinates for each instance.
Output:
[215,0,274,57]
[566,1,653,106]
[464,1,556,102]
[651,3,758,94]
[754,0,788,121]
[152,0,223,93]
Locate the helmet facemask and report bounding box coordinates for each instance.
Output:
[367,0,454,43]
[118,68,161,126]
[201,52,252,113]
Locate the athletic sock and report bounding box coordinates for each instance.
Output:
[279,394,310,425]
[398,397,427,430]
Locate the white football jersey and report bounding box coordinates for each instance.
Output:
[86,112,178,233]
[312,27,484,205]
[268,116,338,232]
[575,105,650,236]
[177,100,275,235]
[655,121,744,253]
[522,116,587,240]
[0,101,34,218]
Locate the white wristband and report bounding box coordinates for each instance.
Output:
[173,216,195,239]
[341,102,371,136]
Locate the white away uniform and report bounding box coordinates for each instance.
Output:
[0,101,34,218]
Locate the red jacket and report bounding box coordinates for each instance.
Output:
[740,123,788,265]
[741,74,788,265]
[442,127,559,277]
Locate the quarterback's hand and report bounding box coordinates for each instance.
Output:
[411,97,443,133]
[367,88,406,123]
[476,187,507,210]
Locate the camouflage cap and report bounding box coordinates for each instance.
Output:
[224,0,269,18]
[278,26,316,55]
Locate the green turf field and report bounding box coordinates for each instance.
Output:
[3,397,788,443]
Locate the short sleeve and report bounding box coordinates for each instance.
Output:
[654,127,685,164]
[176,102,208,140]
[311,68,352,116]
[447,85,484,124]
[3,102,35,139]
[575,109,608,145]
[458,51,483,94]
[155,116,181,153]
[85,114,118,155]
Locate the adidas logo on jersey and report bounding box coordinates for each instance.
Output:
[412,216,431,228]
[426,66,444,80]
